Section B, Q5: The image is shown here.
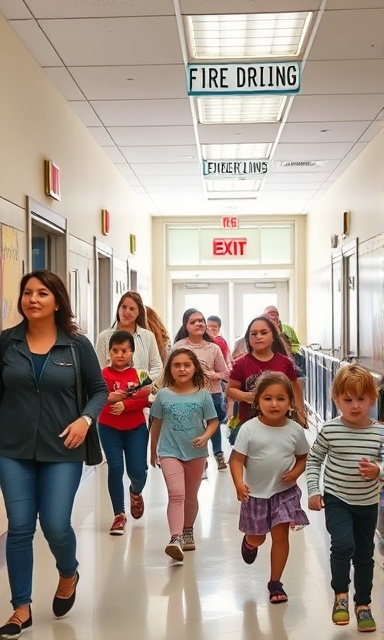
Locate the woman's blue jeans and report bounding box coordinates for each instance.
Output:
[0,456,83,607]
[98,423,148,515]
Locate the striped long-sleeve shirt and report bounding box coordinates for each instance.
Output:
[307,417,384,506]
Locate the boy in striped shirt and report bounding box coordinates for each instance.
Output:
[307,364,383,633]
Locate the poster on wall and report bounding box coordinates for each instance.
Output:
[1,224,23,329]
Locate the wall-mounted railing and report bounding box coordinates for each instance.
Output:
[303,347,340,427]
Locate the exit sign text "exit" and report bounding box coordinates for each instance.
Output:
[213,238,247,256]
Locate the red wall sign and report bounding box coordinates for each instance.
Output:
[221,216,239,229]
[213,238,247,256]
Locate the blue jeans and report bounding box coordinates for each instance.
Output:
[0,457,83,607]
[211,393,225,455]
[324,492,378,606]
[98,423,148,515]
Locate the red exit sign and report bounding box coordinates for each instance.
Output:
[213,238,247,256]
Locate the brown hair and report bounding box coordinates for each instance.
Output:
[252,371,296,418]
[174,308,213,344]
[331,364,378,403]
[145,306,170,364]
[245,315,290,357]
[161,348,207,390]
[114,291,148,329]
[17,270,78,336]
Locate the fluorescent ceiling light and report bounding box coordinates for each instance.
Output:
[187,12,312,59]
[197,95,286,124]
[206,180,262,192]
[202,143,272,160]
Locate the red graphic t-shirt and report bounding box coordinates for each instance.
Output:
[99,367,150,430]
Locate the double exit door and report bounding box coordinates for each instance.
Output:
[172,280,289,350]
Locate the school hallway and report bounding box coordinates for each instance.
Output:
[0,429,382,640]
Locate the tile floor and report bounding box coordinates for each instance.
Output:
[0,431,382,640]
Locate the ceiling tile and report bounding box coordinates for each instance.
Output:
[9,19,62,65]
[69,65,187,101]
[44,67,84,100]
[301,60,384,95]
[198,123,280,144]
[108,126,196,146]
[38,17,183,66]
[130,163,201,176]
[308,9,384,60]
[288,95,384,122]
[0,0,32,18]
[22,0,175,18]
[121,146,199,163]
[273,142,353,161]
[279,121,371,143]
[69,101,102,127]
[91,99,193,127]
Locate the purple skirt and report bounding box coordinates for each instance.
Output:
[239,485,310,536]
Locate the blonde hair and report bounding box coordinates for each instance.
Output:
[331,364,378,403]
[145,305,170,364]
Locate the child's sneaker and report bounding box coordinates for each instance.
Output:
[182,528,195,551]
[355,606,376,632]
[165,535,184,561]
[109,512,127,536]
[332,594,349,625]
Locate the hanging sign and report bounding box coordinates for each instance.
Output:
[187,62,300,96]
[203,159,269,179]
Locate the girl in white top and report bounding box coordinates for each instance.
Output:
[96,291,163,380]
[229,371,309,605]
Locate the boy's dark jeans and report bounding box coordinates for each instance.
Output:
[324,492,378,606]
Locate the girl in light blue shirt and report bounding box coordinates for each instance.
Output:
[150,348,218,562]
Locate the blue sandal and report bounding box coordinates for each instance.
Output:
[268,580,288,604]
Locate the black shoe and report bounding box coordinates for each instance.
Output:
[241,535,258,564]
[52,571,79,617]
[0,607,32,639]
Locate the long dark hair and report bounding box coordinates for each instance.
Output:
[114,291,148,329]
[174,308,213,344]
[161,348,207,390]
[17,270,79,336]
[245,315,289,356]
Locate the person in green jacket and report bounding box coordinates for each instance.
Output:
[264,306,306,381]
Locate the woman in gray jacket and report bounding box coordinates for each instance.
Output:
[0,270,107,638]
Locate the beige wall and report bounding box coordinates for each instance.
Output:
[0,14,152,286]
[306,129,384,345]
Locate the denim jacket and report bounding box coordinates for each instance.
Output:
[0,323,107,461]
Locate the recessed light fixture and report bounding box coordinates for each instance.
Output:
[187,12,312,59]
[197,96,286,124]
[202,143,272,160]
[206,179,261,193]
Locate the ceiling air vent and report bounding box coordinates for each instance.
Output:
[277,160,326,168]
